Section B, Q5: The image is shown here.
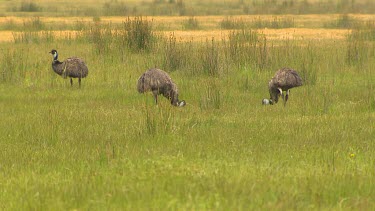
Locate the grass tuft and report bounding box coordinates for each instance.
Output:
[199,79,221,110]
[23,17,45,31]
[200,38,221,76]
[161,33,185,71]
[0,49,27,83]
[19,1,41,12]
[123,16,156,52]
[182,16,200,30]
[251,16,295,29]
[219,17,246,29]
[103,0,129,16]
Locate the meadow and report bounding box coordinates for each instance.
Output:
[0,1,375,210]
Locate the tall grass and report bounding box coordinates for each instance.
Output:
[81,22,113,55]
[0,48,29,84]
[201,38,221,76]
[225,29,268,69]
[182,16,200,30]
[161,33,185,71]
[220,16,295,30]
[141,105,178,136]
[103,0,130,16]
[348,26,375,41]
[251,16,295,29]
[297,43,317,86]
[219,17,246,29]
[13,30,54,43]
[23,17,45,31]
[199,79,221,110]
[324,14,360,29]
[148,0,186,16]
[346,27,375,66]
[18,1,42,12]
[122,16,156,52]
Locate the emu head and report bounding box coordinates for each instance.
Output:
[171,96,186,107]
[49,49,58,61]
[262,98,273,105]
[269,87,283,104]
[167,85,186,107]
[169,90,186,107]
[177,100,186,107]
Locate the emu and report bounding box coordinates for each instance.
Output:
[263,67,303,106]
[137,68,186,107]
[49,49,88,87]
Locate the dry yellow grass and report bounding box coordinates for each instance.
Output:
[2,14,374,26]
[0,31,13,42]
[0,28,350,43]
[1,14,371,42]
[163,28,350,42]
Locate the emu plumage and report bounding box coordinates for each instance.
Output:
[137,68,185,107]
[50,49,88,87]
[266,67,303,106]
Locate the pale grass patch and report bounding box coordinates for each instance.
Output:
[0,28,349,43]
[0,31,13,42]
[1,14,374,29]
[160,28,349,42]
[0,15,356,43]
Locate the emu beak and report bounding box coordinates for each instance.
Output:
[262,99,273,105]
[178,100,186,107]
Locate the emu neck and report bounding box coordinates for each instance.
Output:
[52,60,64,76]
[170,92,180,106]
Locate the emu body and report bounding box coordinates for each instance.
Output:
[266,67,303,106]
[49,49,88,87]
[137,68,185,107]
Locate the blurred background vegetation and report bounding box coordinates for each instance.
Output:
[0,0,375,17]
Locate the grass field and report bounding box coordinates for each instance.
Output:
[0,2,375,210]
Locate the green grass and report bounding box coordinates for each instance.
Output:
[0,18,375,210]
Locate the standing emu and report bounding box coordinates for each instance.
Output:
[49,49,88,87]
[137,68,186,107]
[263,67,303,106]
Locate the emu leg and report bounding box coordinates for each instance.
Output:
[280,92,285,102]
[284,90,290,106]
[152,90,159,105]
[78,78,81,88]
[278,88,284,102]
[154,95,158,105]
[70,78,73,86]
[153,93,158,105]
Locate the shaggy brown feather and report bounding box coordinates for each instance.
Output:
[50,49,88,87]
[268,67,303,105]
[137,68,185,107]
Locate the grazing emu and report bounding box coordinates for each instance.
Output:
[263,67,303,106]
[49,49,88,87]
[137,68,186,107]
